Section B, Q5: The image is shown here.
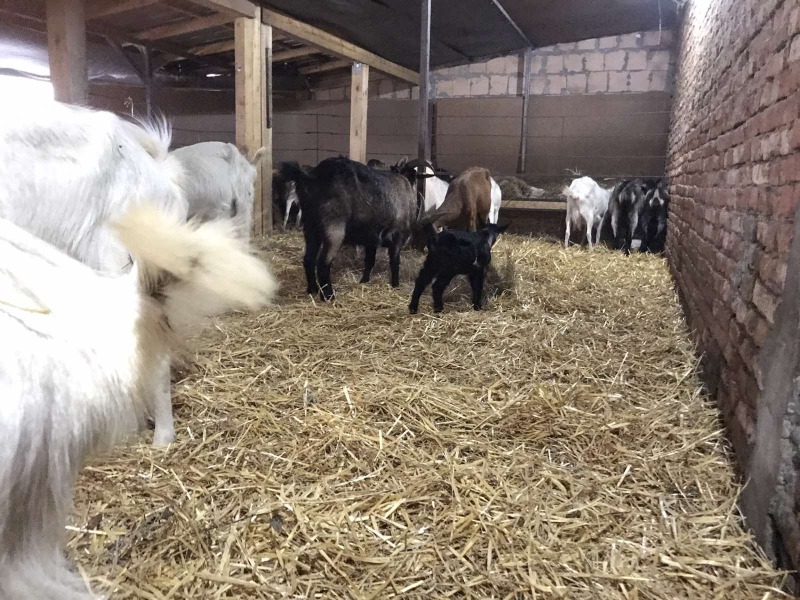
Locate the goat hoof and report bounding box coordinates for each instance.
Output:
[153,430,175,447]
[391,281,400,288]
[408,305,417,314]
[433,306,443,313]
[473,305,482,311]
[359,276,370,283]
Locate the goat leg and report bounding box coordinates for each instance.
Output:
[469,268,485,310]
[388,233,402,288]
[431,274,454,313]
[303,233,321,295]
[360,245,377,283]
[409,262,436,314]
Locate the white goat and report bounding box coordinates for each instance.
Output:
[563,176,613,250]
[170,141,267,240]
[489,177,502,224]
[0,206,277,600]
[284,181,302,228]
[0,102,189,446]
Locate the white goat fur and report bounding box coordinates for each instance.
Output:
[171,141,267,240]
[423,176,450,214]
[489,177,502,224]
[0,102,190,446]
[0,206,277,600]
[563,176,613,250]
[284,181,303,229]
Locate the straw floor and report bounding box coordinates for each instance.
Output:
[68,232,787,599]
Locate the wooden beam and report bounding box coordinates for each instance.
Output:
[137,13,232,40]
[349,63,369,163]
[273,46,318,63]
[236,10,270,236]
[46,0,87,104]
[86,0,161,20]
[263,23,273,234]
[262,8,418,84]
[299,59,350,75]
[191,39,235,55]
[517,48,532,174]
[184,0,256,18]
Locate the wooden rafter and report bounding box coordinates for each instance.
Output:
[137,12,232,40]
[272,46,318,63]
[298,59,350,75]
[86,0,161,20]
[185,0,256,18]
[191,39,235,55]
[262,8,418,84]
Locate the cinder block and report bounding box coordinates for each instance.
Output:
[556,42,576,51]
[452,78,470,96]
[504,55,522,75]
[627,50,648,70]
[329,87,346,101]
[436,80,454,98]
[628,71,650,92]
[599,35,618,49]
[315,88,330,101]
[545,55,564,73]
[585,53,605,71]
[566,73,587,94]
[469,61,487,74]
[507,75,520,95]
[649,70,669,91]
[395,87,411,99]
[411,86,419,100]
[577,38,597,50]
[604,50,626,70]
[587,71,608,93]
[470,76,489,95]
[531,75,546,95]
[643,30,669,47]
[486,56,507,73]
[489,74,508,95]
[648,50,672,70]
[547,75,567,94]
[608,71,629,92]
[564,53,584,73]
[619,33,642,48]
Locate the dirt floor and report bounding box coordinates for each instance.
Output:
[68,232,787,599]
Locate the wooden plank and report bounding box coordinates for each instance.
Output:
[263,23,273,232]
[262,8,418,85]
[349,62,369,163]
[137,12,233,40]
[46,0,87,104]
[299,60,350,75]
[273,46,318,62]
[502,199,565,211]
[191,39,235,55]
[185,0,256,18]
[416,0,431,212]
[236,10,270,236]
[86,0,160,20]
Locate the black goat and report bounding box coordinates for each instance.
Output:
[609,178,645,254]
[409,223,508,314]
[280,157,416,301]
[639,179,670,253]
[607,178,670,254]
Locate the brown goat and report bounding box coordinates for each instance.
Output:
[430,167,492,231]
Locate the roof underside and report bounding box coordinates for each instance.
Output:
[258,0,678,69]
[0,0,678,93]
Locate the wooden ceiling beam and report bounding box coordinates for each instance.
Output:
[181,0,256,18]
[272,46,319,63]
[86,0,161,20]
[137,12,233,40]
[262,8,418,85]
[191,38,235,55]
[298,59,351,75]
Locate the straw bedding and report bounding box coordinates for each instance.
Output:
[68,232,786,599]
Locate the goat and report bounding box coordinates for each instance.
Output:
[489,177,502,225]
[563,176,613,250]
[280,157,416,300]
[429,167,494,231]
[0,206,277,600]
[638,178,670,253]
[0,102,188,447]
[273,163,309,229]
[409,223,508,314]
[170,141,267,240]
[608,178,647,254]
[391,157,451,216]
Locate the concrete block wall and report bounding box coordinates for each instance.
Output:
[666,0,800,572]
[313,28,675,101]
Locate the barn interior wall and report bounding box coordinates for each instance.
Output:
[666,0,800,571]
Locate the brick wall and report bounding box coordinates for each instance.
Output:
[313,29,675,101]
[666,0,800,568]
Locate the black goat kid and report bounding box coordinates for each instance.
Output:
[409,223,508,314]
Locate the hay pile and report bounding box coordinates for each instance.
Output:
[68,233,787,599]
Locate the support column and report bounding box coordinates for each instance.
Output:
[416,0,432,213]
[235,9,272,236]
[517,47,533,174]
[349,62,369,163]
[46,0,87,104]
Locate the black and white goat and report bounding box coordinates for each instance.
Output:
[0,206,277,600]
[638,179,670,253]
[280,157,416,300]
[409,223,508,314]
[608,178,670,254]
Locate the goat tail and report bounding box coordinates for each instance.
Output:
[250,146,268,165]
[0,551,96,600]
[111,205,278,338]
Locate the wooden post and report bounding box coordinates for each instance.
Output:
[46,0,87,104]
[235,9,271,236]
[517,47,533,174]
[143,46,154,119]
[349,62,369,163]
[262,23,273,233]
[416,0,432,214]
